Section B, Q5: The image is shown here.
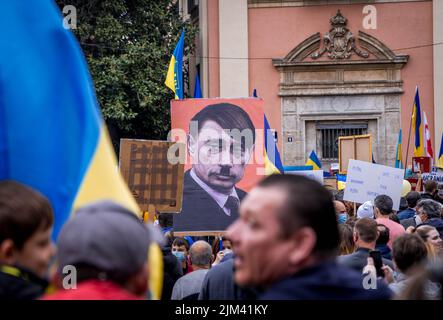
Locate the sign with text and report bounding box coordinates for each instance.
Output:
[286,170,324,185]
[422,171,443,183]
[344,159,403,210]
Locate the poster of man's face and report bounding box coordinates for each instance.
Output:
[171,98,264,234]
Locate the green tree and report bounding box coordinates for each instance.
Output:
[56,0,197,150]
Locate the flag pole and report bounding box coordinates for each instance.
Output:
[404,86,417,178]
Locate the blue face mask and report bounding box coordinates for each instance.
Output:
[172,251,186,263]
[338,213,348,224]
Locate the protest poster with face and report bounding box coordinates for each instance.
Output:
[170,98,265,235]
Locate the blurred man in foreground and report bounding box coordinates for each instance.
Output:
[227,175,392,300]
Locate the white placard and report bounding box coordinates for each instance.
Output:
[286,170,324,185]
[344,159,403,210]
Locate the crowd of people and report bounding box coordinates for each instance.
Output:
[0,177,442,300]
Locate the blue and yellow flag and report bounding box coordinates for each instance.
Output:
[412,87,425,157]
[0,1,139,240]
[305,150,322,170]
[194,71,202,98]
[264,116,284,175]
[252,89,284,175]
[165,30,185,99]
[437,133,443,169]
[395,129,403,169]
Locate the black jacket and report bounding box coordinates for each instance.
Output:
[0,265,48,300]
[160,246,183,300]
[259,261,392,300]
[198,258,258,300]
[174,170,247,232]
[337,248,394,272]
[401,216,418,229]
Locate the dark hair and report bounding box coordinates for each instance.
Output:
[424,180,438,194]
[416,199,442,219]
[406,191,421,208]
[190,103,256,144]
[389,213,400,224]
[0,181,54,249]
[158,213,173,228]
[376,224,390,246]
[399,197,408,211]
[339,223,355,255]
[392,234,427,273]
[257,174,339,259]
[374,194,393,215]
[72,263,135,286]
[172,237,190,251]
[211,236,231,256]
[354,218,378,243]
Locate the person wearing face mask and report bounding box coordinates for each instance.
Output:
[334,201,348,224]
[171,238,192,275]
[401,199,442,232]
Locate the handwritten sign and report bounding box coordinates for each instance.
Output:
[286,170,324,185]
[344,159,403,210]
[422,172,443,183]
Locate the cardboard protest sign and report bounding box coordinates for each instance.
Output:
[170,98,264,235]
[339,135,372,174]
[344,159,403,210]
[324,177,338,190]
[119,139,185,213]
[286,170,324,184]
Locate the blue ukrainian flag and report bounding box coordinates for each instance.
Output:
[412,87,425,157]
[0,1,139,240]
[264,115,284,175]
[194,71,202,98]
[305,150,322,170]
[165,30,185,99]
[395,129,403,169]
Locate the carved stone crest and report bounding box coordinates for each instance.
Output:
[312,10,369,60]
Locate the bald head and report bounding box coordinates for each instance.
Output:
[189,240,213,268]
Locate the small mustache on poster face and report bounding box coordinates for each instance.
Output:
[219,166,231,176]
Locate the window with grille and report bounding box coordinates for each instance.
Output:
[317,123,368,160]
[187,0,199,20]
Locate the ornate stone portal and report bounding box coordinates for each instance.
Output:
[273,10,408,167]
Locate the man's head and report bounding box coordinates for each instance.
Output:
[172,237,190,264]
[405,191,421,209]
[424,180,438,194]
[334,201,347,224]
[189,241,213,269]
[373,194,393,217]
[188,103,255,194]
[0,181,55,278]
[353,218,378,248]
[157,213,173,229]
[416,199,442,222]
[227,174,339,287]
[56,201,156,297]
[376,224,390,246]
[392,234,427,274]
